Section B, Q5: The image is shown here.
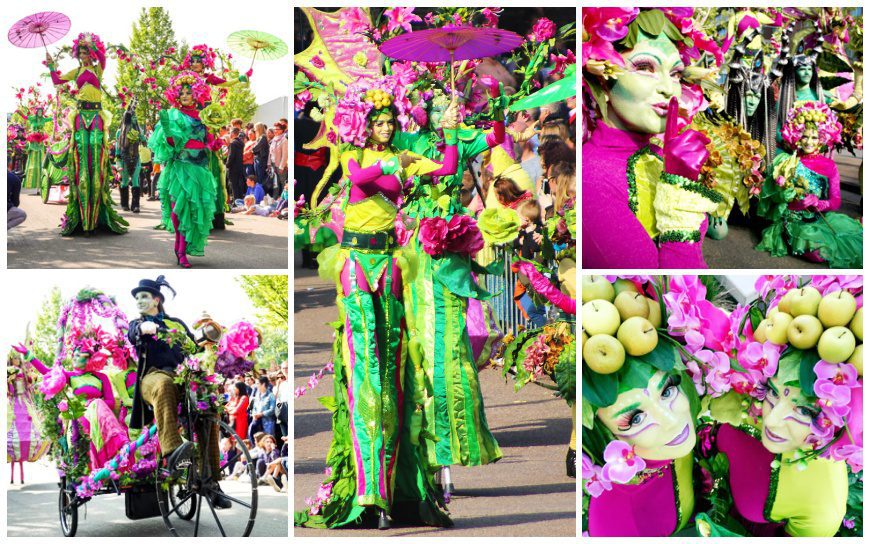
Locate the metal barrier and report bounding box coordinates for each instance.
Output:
[477,245,527,335]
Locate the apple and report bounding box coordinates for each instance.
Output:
[583,334,626,374]
[613,278,640,296]
[582,275,615,303]
[581,330,588,354]
[582,300,621,336]
[777,288,799,315]
[646,298,662,328]
[617,317,658,356]
[787,315,824,350]
[614,291,650,321]
[847,344,863,376]
[765,313,794,345]
[767,305,780,319]
[850,307,863,342]
[790,287,822,317]
[754,319,769,343]
[817,326,857,364]
[817,290,857,328]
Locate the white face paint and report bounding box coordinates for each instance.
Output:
[135,292,160,316]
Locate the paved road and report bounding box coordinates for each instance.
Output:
[7,189,288,269]
[5,459,289,537]
[292,264,577,537]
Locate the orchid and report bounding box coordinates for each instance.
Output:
[338,7,372,35]
[582,8,638,67]
[601,440,646,484]
[384,7,422,34]
[695,349,732,397]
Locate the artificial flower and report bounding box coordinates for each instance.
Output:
[418,216,449,255]
[601,440,646,483]
[384,7,421,34]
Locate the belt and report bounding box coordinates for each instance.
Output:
[78,101,101,111]
[341,229,396,250]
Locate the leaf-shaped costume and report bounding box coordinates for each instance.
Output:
[23,110,51,189]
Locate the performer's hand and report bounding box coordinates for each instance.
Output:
[662,97,710,180]
[13,343,28,355]
[440,98,460,130]
[788,194,820,211]
[140,321,158,336]
[45,52,53,65]
[398,151,418,169]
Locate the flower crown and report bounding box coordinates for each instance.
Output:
[72,32,107,69]
[165,71,212,109]
[333,76,411,147]
[183,44,217,70]
[781,101,842,148]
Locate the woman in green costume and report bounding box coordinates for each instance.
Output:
[148,71,218,268]
[46,32,127,235]
[22,106,51,190]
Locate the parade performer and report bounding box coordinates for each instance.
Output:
[127,276,230,508]
[7,352,47,484]
[46,32,128,235]
[148,72,218,268]
[115,104,142,213]
[582,8,722,268]
[296,79,459,529]
[22,106,51,190]
[756,102,862,268]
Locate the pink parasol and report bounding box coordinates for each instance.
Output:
[379,25,522,91]
[8,11,70,53]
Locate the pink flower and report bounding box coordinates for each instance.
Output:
[811,275,863,297]
[695,349,732,397]
[582,8,638,66]
[311,55,325,69]
[219,321,260,358]
[697,299,734,353]
[601,441,646,484]
[294,90,311,112]
[529,17,557,42]
[418,216,449,255]
[584,464,612,497]
[445,214,484,256]
[550,49,576,78]
[480,8,501,27]
[58,400,69,412]
[333,97,372,147]
[384,7,421,34]
[394,213,415,247]
[339,7,372,35]
[814,361,859,387]
[39,364,68,399]
[739,341,781,383]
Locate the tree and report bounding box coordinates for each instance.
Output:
[237,275,288,330]
[29,287,63,365]
[220,62,259,123]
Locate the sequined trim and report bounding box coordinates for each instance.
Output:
[657,230,701,244]
[763,453,782,522]
[671,459,682,532]
[660,173,724,203]
[350,192,400,211]
[625,147,649,215]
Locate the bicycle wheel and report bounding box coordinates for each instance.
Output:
[58,477,78,537]
[156,416,258,537]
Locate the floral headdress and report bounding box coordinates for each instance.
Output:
[781,101,843,149]
[182,44,217,70]
[332,75,412,147]
[72,32,107,69]
[164,71,212,109]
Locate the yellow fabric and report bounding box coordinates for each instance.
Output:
[59,67,103,103]
[769,457,848,537]
[558,257,576,298]
[633,153,662,238]
[653,182,718,235]
[139,145,152,163]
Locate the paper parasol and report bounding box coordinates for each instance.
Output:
[379,25,522,91]
[8,11,70,53]
[227,30,288,70]
[509,65,576,111]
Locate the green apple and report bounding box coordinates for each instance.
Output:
[767,305,780,319]
[646,298,662,328]
[849,307,863,342]
[583,334,626,374]
[582,300,621,336]
[847,343,863,376]
[817,326,857,364]
[754,319,769,343]
[616,317,658,356]
[765,313,794,345]
[613,278,640,296]
[777,288,799,315]
[614,291,650,321]
[787,315,824,350]
[790,286,822,317]
[582,275,616,303]
[817,290,857,328]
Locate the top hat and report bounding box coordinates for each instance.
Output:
[131,275,176,300]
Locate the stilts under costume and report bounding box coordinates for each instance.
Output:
[115,104,142,213]
[148,72,218,268]
[22,107,51,190]
[47,32,128,235]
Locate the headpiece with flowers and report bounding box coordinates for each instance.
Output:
[164,71,212,109]
[72,32,107,69]
[781,101,843,150]
[333,76,412,147]
[182,44,218,70]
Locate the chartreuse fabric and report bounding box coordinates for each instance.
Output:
[768,455,848,536]
[148,108,217,255]
[24,112,51,189]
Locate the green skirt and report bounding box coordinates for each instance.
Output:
[159,157,216,255]
[757,211,862,269]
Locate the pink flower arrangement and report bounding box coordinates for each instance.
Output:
[664,275,707,353]
[338,7,372,35]
[582,8,638,66]
[182,44,217,70]
[660,9,723,66]
[384,7,422,34]
[781,101,843,149]
[72,32,107,69]
[39,364,68,399]
[529,17,557,42]
[334,76,413,146]
[164,71,211,109]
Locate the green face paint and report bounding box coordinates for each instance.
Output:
[760,373,816,454]
[606,31,684,135]
[745,91,761,117]
[796,64,814,86]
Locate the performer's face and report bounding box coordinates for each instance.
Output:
[796,63,814,85]
[761,374,814,454]
[799,127,821,154]
[191,58,204,73]
[597,370,696,460]
[428,106,445,130]
[368,112,395,145]
[607,32,684,135]
[78,47,92,65]
[745,91,761,117]
[136,292,160,315]
[179,86,195,107]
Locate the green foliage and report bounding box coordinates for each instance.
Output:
[553,340,576,406]
[837,470,863,536]
[255,326,289,370]
[30,287,63,365]
[236,275,289,330]
[221,71,259,123]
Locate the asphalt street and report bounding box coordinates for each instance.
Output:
[292,263,577,537]
[7,189,288,269]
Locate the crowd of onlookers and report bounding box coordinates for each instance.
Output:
[218,361,290,492]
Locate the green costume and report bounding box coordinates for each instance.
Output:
[23,111,51,190]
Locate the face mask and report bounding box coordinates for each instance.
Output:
[760,375,815,454]
[136,292,159,316]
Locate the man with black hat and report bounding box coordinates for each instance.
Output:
[127,275,231,508]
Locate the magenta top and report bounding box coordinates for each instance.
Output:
[582,122,707,268]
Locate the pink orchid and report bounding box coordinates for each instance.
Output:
[384,7,421,34]
[338,7,372,35]
[754,275,787,299]
[601,440,646,484]
[582,8,638,67]
[814,380,852,425]
[814,361,859,388]
[584,464,613,497]
[697,299,733,353]
[739,341,781,382]
[685,359,706,395]
[811,275,863,297]
[550,49,576,77]
[695,349,732,397]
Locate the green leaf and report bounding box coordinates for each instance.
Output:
[617,359,654,391]
[317,396,337,413]
[581,398,595,430]
[749,307,764,332]
[818,51,853,74]
[682,370,702,419]
[636,9,667,38]
[709,391,746,427]
[582,365,618,408]
[558,22,575,37]
[798,348,820,397]
[820,75,852,90]
[627,338,676,372]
